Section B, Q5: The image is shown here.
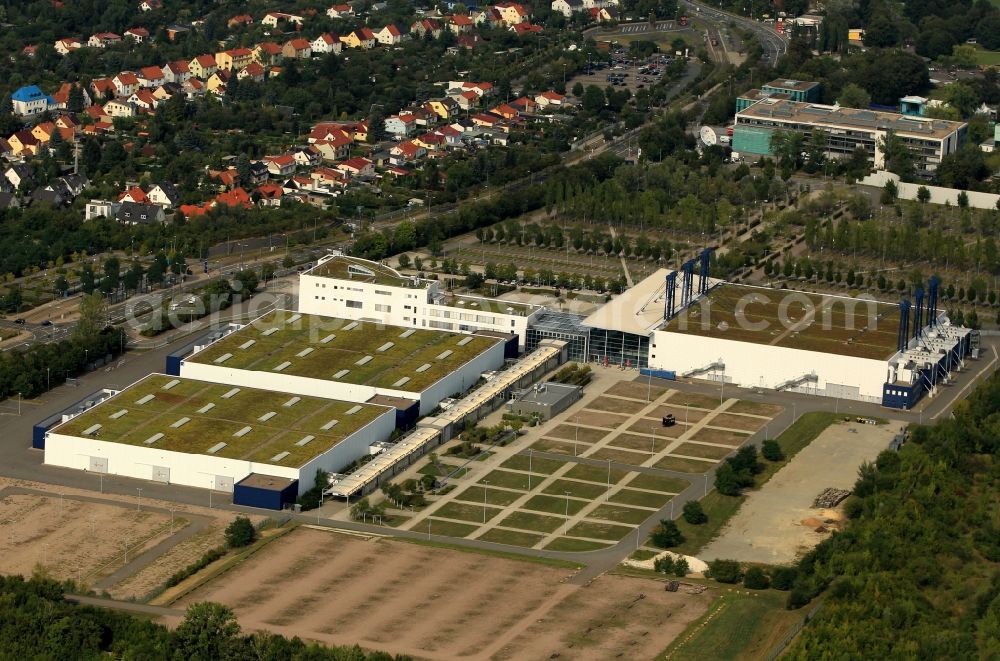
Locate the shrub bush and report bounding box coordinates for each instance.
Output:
[682,500,708,525]
[743,566,770,590]
[762,439,784,461]
[224,517,256,548]
[707,559,742,584]
[164,547,226,588]
[770,566,797,591]
[650,519,684,548]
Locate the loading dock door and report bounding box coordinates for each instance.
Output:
[152,466,170,483]
[88,456,108,473]
[214,475,234,492]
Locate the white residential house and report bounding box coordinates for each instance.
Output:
[327,4,354,18]
[311,33,342,54]
[376,24,406,45]
[85,199,119,220]
[113,72,140,97]
[147,183,181,207]
[385,114,418,137]
[104,99,137,118]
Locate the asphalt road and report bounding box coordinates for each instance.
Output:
[682,0,788,63]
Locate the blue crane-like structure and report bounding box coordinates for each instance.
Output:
[927,276,940,327]
[664,271,677,320]
[681,259,696,307]
[913,287,924,340]
[698,248,713,295]
[897,299,911,352]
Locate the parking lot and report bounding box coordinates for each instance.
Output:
[568,52,679,95]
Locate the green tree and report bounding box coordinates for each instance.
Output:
[73,292,107,342]
[743,566,770,590]
[224,517,256,548]
[172,602,241,660]
[917,186,931,203]
[682,500,708,525]
[838,83,871,109]
[650,519,684,548]
[762,439,784,461]
[707,559,742,584]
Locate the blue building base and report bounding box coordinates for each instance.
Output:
[234,474,298,510]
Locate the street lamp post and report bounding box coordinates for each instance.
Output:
[564,491,570,517]
[136,487,142,511]
[483,481,489,523]
[650,427,656,454]
[606,458,612,492]
[528,449,533,490]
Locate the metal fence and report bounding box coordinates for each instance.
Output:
[764,602,823,661]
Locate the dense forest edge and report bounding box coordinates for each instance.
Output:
[785,370,1000,658]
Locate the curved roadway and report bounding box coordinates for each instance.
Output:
[683,0,788,62]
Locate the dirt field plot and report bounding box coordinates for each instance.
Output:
[589,446,651,466]
[628,419,689,437]
[700,420,901,564]
[603,380,670,401]
[432,501,502,524]
[692,427,750,446]
[584,396,649,414]
[501,454,566,474]
[480,470,533,491]
[711,412,768,432]
[543,537,611,552]
[567,520,633,541]
[565,409,631,429]
[532,438,588,455]
[668,392,720,409]
[477,528,546,548]
[178,527,589,659]
[427,519,480,537]
[611,431,672,452]
[523,494,587,517]
[542,478,608,500]
[565,463,630,484]
[672,442,736,460]
[499,510,566,534]
[0,493,179,588]
[728,400,784,417]
[628,473,690,493]
[547,424,608,444]
[454,486,524,507]
[608,488,673,509]
[655,455,717,473]
[647,403,708,423]
[587,503,654,525]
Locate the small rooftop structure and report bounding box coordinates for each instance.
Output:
[509,381,582,420]
[307,254,429,288]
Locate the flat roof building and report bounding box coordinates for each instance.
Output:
[761,79,820,103]
[508,382,582,420]
[732,98,966,176]
[299,254,544,349]
[44,374,396,497]
[181,310,506,416]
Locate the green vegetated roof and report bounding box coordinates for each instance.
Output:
[53,375,388,467]
[440,294,537,317]
[308,255,427,288]
[663,284,901,361]
[187,310,500,391]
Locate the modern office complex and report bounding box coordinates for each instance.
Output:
[732,98,967,176]
[298,254,543,349]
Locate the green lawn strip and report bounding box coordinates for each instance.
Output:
[531,438,586,455]
[453,485,524,507]
[433,501,502,523]
[629,549,659,561]
[383,514,413,528]
[588,446,651,466]
[671,442,734,460]
[398,537,582,569]
[657,591,803,661]
[479,469,532,491]
[727,400,783,416]
[628,473,690,493]
[476,527,546,548]
[667,392,718,408]
[501,454,565,474]
[666,412,842,555]
[544,537,612,552]
[522,494,587,517]
[565,462,630,484]
[653,455,716,473]
[566,520,633,541]
[587,503,656,525]
[608,488,672,509]
[542,478,608,500]
[425,518,481,538]
[499,510,567,533]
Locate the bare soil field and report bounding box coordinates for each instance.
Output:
[546,424,608,443]
[0,493,176,588]
[175,526,710,661]
[728,400,784,417]
[532,438,589,454]
[711,412,768,432]
[609,431,673,452]
[667,392,719,408]
[583,396,648,415]
[588,446,651,465]
[565,409,630,429]
[691,427,750,446]
[603,380,670,401]
[493,574,713,661]
[646,403,708,423]
[655,455,717,473]
[628,418,689,436]
[672,442,735,460]
[699,420,903,564]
